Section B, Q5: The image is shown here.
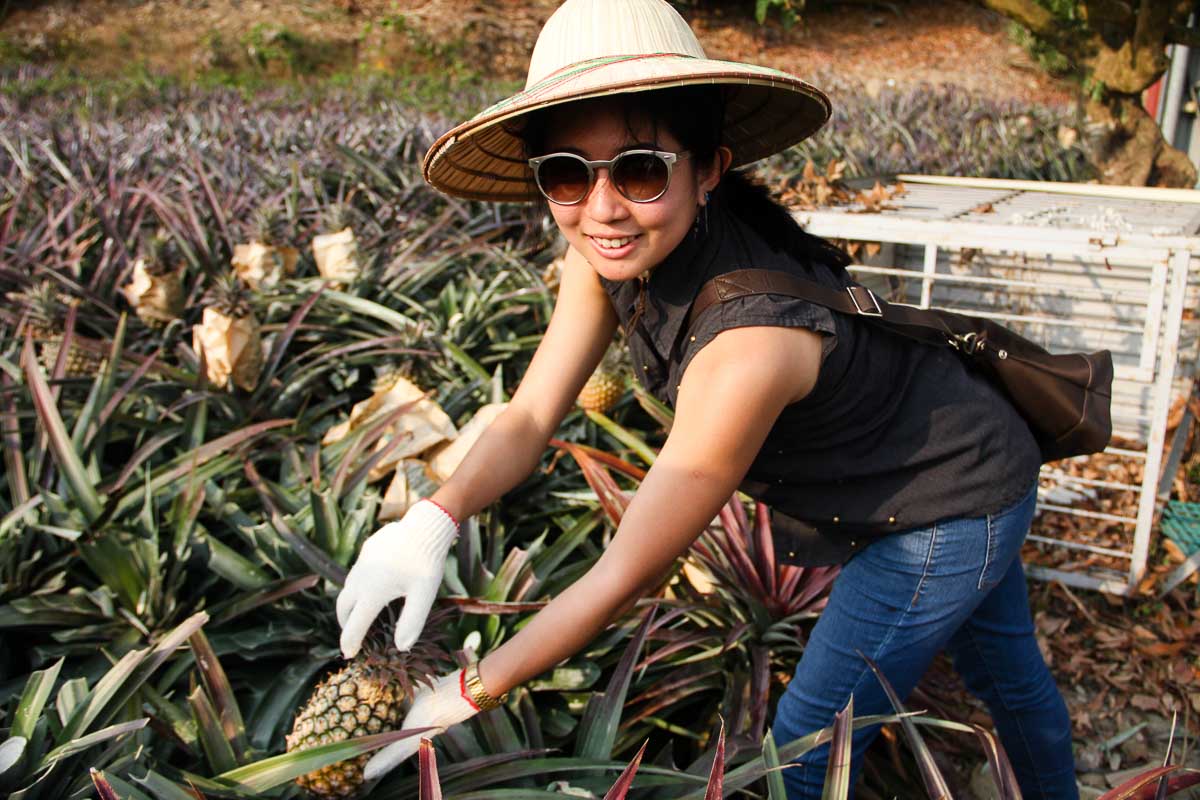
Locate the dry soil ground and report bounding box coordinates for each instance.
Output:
[0,0,1078,109]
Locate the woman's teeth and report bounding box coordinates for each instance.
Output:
[593,236,636,249]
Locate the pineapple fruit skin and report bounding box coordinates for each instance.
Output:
[577,343,628,414]
[577,369,625,414]
[34,331,104,378]
[285,658,410,799]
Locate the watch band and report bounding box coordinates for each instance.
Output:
[461,662,507,712]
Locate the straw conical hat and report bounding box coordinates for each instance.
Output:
[423,0,831,202]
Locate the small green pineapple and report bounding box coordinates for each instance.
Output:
[8,280,103,377]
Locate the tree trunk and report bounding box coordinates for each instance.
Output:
[1083,94,1198,188]
[982,0,1197,188]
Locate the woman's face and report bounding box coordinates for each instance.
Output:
[540,101,719,282]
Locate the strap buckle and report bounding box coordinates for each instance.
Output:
[847,286,882,316]
[948,331,984,354]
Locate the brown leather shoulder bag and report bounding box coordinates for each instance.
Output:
[688,268,1113,463]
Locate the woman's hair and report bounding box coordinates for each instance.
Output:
[518,85,851,272]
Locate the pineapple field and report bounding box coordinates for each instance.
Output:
[2,5,1199,797]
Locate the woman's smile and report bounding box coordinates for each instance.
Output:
[586,233,642,258]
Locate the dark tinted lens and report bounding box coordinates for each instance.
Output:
[612,152,669,201]
[537,156,591,204]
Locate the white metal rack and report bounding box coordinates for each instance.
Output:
[793,175,1200,595]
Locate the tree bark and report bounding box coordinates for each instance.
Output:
[1084,95,1198,187]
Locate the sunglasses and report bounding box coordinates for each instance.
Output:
[528,149,690,205]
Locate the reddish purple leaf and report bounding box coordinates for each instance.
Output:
[1100,766,1200,800]
[823,695,854,798]
[602,740,649,800]
[703,719,726,800]
[89,768,121,800]
[418,738,443,800]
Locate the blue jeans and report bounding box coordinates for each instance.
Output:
[771,483,1077,799]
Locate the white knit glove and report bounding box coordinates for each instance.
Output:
[363,668,480,781]
[336,499,459,658]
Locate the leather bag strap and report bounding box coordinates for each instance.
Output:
[687,268,987,354]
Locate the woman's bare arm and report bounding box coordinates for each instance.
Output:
[478,322,824,695]
[431,247,618,520]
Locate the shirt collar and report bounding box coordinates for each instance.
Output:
[599,196,732,358]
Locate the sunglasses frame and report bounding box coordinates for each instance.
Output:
[527,149,690,206]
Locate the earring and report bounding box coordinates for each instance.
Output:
[693,191,711,238]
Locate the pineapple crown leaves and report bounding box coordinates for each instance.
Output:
[141,229,186,274]
[6,279,68,329]
[320,202,359,235]
[250,204,294,248]
[351,605,458,696]
[203,272,256,319]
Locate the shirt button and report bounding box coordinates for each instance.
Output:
[690,335,697,342]
[776,449,785,455]
[832,516,840,524]
[888,516,897,525]
[642,365,649,372]
[850,540,857,547]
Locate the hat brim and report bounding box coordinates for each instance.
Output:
[422,54,831,202]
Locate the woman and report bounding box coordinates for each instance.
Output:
[334,0,1078,796]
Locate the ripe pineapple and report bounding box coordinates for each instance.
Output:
[577,341,629,414]
[191,274,264,391]
[286,613,452,799]
[122,230,185,326]
[8,280,103,378]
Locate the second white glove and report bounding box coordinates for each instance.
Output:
[336,499,459,658]
[363,668,481,781]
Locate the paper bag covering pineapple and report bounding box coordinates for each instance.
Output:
[191,275,264,391]
[231,206,299,290]
[312,203,362,286]
[121,230,185,326]
[321,374,457,483]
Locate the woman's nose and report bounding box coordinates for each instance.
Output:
[584,168,628,220]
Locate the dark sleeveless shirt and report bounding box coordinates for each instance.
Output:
[599,195,1042,562]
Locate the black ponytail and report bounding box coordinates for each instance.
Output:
[716,169,852,272]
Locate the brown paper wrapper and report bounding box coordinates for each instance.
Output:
[321,374,457,482]
[312,227,360,285]
[231,242,299,290]
[426,402,508,482]
[192,308,264,391]
[121,258,183,324]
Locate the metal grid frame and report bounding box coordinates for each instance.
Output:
[793,180,1200,595]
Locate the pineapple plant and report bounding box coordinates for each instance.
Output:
[577,339,629,414]
[231,204,299,289]
[286,611,453,799]
[191,273,264,391]
[313,203,362,286]
[7,280,104,378]
[121,229,185,326]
